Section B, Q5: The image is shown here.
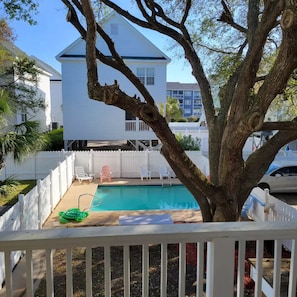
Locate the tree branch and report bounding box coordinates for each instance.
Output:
[217,0,247,34]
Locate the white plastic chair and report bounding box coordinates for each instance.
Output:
[159,166,172,185]
[75,166,93,183]
[140,166,151,181]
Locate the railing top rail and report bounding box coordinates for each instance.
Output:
[1,221,297,250]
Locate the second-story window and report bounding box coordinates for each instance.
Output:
[137,67,155,86]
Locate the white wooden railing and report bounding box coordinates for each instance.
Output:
[125,120,151,131]
[1,221,297,297]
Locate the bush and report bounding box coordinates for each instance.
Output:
[44,128,64,151]
[175,133,201,150]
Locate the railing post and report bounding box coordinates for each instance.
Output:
[206,238,235,297]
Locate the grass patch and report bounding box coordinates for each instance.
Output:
[0,180,36,206]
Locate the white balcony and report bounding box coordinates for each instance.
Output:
[1,221,297,296]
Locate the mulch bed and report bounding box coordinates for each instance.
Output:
[34,240,290,297]
[35,244,198,297]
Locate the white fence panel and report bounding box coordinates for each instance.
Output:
[50,167,62,207]
[21,188,39,230]
[0,153,75,287]
[0,204,21,231]
[38,177,52,226]
[0,151,72,181]
[74,151,92,173]
[59,162,68,197]
[244,187,266,222]
[92,151,121,178]
[148,151,169,178]
[3,154,35,180]
[121,151,147,178]
[35,151,67,179]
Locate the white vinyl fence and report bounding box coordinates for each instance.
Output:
[0,153,75,287]
[244,187,297,252]
[0,150,209,181]
[0,150,73,181]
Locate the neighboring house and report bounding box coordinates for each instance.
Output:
[167,82,203,119]
[32,56,63,128]
[56,12,170,150]
[0,42,62,132]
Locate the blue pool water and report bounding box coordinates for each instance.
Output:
[91,185,200,211]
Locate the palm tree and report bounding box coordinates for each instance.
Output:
[0,90,46,171]
[160,97,183,122]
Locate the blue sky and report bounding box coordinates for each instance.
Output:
[9,0,196,83]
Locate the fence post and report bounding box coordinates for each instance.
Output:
[118,149,122,178]
[37,179,42,229]
[206,238,235,297]
[58,162,62,199]
[18,194,25,230]
[50,170,54,212]
[89,150,94,174]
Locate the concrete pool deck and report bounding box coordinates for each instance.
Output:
[43,178,203,229]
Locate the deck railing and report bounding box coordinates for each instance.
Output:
[1,221,297,297]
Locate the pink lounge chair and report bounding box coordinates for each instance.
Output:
[100,165,112,183]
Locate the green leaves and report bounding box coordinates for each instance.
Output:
[175,133,201,151]
[2,0,39,25]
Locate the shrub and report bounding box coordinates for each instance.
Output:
[44,128,64,151]
[175,133,201,150]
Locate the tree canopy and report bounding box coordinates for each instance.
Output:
[61,0,297,222]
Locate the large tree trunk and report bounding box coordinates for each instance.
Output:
[64,0,297,222]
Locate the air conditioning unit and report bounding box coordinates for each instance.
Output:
[51,122,60,130]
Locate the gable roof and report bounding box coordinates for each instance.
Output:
[56,11,171,63]
[1,41,60,78]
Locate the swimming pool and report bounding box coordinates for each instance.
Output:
[91,185,200,211]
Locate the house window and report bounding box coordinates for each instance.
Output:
[136,68,155,86]
[146,68,154,85]
[194,91,201,99]
[185,99,192,105]
[137,68,145,85]
[21,113,27,122]
[184,91,192,97]
[111,23,119,35]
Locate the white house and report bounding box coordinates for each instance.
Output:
[56,12,170,150]
[32,56,63,129]
[0,42,62,132]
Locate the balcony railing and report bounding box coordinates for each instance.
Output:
[125,120,150,131]
[1,221,297,296]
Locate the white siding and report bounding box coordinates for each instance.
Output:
[58,12,170,142]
